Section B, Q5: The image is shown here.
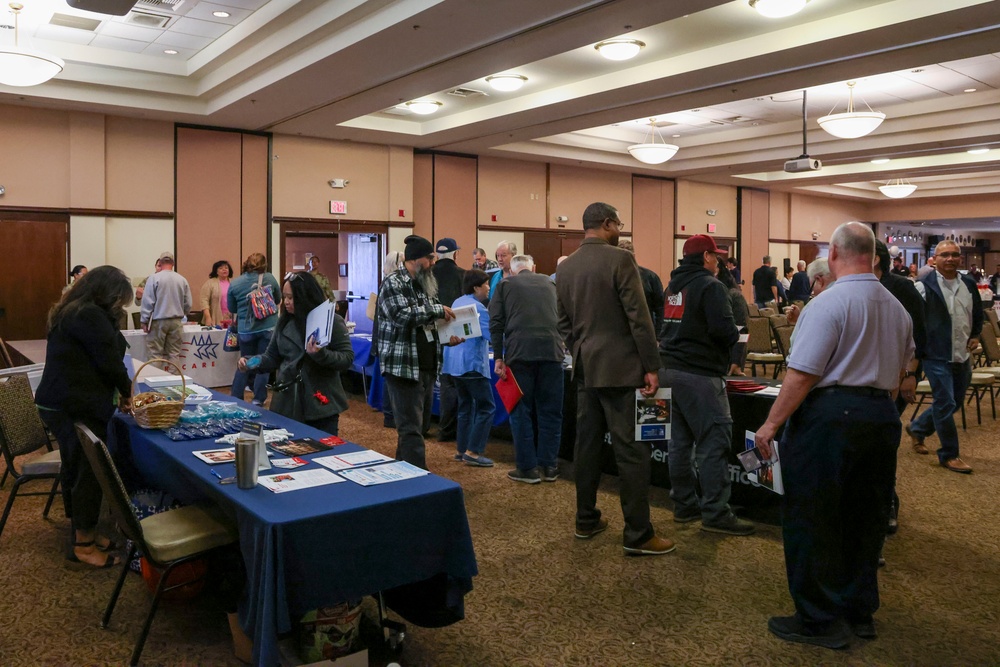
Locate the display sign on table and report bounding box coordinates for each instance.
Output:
[635,388,671,441]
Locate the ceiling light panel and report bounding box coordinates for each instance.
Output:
[208,0,269,10]
[184,2,252,25]
[141,42,195,58]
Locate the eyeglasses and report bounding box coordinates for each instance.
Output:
[284,272,303,281]
[605,218,625,231]
[937,252,961,259]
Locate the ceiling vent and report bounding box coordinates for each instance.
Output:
[124,9,173,28]
[447,88,486,98]
[49,13,103,31]
[135,0,185,11]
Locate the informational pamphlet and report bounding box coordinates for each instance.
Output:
[745,430,784,495]
[271,457,309,469]
[314,449,394,471]
[142,374,196,388]
[754,385,782,397]
[258,468,345,493]
[338,461,429,486]
[635,388,671,441]
[158,383,214,404]
[192,447,236,464]
[305,300,335,347]
[269,438,332,457]
[238,422,271,471]
[435,303,481,343]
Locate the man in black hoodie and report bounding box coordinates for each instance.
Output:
[659,235,754,536]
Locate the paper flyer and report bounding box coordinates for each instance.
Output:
[745,430,784,495]
[258,468,345,493]
[314,449,394,471]
[435,303,482,343]
[337,461,430,486]
[635,388,671,441]
[192,447,235,464]
[305,300,335,347]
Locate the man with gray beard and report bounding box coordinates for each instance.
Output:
[376,235,458,469]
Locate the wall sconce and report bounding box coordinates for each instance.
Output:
[706,209,717,216]
[811,231,820,240]
[328,179,349,188]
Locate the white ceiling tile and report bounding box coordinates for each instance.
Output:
[90,35,151,53]
[99,21,164,42]
[211,0,269,10]
[33,24,97,45]
[142,42,198,59]
[169,16,233,38]
[183,2,253,25]
[153,31,214,49]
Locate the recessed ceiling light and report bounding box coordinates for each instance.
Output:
[968,148,990,154]
[594,39,645,61]
[213,11,231,18]
[964,88,977,93]
[748,0,808,19]
[404,100,442,115]
[871,158,890,164]
[672,134,681,138]
[163,49,178,55]
[485,74,527,92]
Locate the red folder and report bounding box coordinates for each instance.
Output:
[495,368,524,413]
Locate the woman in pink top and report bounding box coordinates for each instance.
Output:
[200,260,234,326]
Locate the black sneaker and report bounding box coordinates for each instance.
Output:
[574,517,608,539]
[767,615,851,650]
[507,468,541,484]
[673,509,701,524]
[541,466,559,482]
[701,514,755,536]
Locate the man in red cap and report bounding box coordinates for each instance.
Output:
[659,235,754,535]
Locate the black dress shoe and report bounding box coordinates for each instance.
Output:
[767,615,851,650]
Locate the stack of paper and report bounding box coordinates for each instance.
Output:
[436,304,482,343]
[305,300,335,347]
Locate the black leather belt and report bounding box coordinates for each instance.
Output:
[812,385,890,399]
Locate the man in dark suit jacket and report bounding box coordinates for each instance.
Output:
[432,238,466,441]
[556,202,674,557]
[788,261,811,303]
[490,255,565,483]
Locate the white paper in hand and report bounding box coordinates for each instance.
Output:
[436,303,482,343]
[305,300,335,347]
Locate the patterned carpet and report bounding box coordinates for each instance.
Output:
[2,386,999,666]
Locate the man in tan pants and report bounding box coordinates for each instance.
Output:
[140,251,192,372]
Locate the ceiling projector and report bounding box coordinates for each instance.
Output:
[784,157,822,173]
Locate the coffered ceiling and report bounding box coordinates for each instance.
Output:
[3,0,1000,206]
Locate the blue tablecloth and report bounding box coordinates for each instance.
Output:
[111,396,477,666]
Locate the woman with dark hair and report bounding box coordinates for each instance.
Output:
[35,265,133,569]
[228,253,280,405]
[237,272,354,434]
[717,261,748,376]
[200,259,234,326]
[441,270,495,466]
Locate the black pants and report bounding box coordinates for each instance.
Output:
[781,390,898,625]
[307,413,339,436]
[385,371,435,469]
[38,409,108,533]
[437,373,458,439]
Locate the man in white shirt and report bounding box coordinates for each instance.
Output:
[906,240,983,473]
[140,251,193,372]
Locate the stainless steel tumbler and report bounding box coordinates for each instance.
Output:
[235,440,258,489]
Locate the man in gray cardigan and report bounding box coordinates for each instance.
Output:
[557,202,674,557]
[489,254,565,484]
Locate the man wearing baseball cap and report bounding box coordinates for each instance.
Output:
[659,234,753,536]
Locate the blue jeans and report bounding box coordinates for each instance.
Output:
[909,359,972,463]
[508,360,563,471]
[452,373,495,456]
[231,330,273,405]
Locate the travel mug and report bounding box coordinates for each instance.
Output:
[235,440,258,489]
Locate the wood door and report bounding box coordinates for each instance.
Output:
[0,216,68,340]
[560,234,583,257]
[523,232,562,275]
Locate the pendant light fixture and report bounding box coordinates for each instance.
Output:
[627,119,679,165]
[817,82,885,139]
[594,39,645,61]
[749,0,809,18]
[0,3,64,87]
[878,179,917,199]
[403,100,442,115]
[485,74,527,92]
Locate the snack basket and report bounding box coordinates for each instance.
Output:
[131,359,185,429]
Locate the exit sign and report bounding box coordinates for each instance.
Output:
[330,200,347,215]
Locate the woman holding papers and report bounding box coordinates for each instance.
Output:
[238,272,354,435]
[441,270,495,466]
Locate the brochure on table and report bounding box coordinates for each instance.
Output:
[314,449,394,471]
[635,388,671,441]
[259,468,345,493]
[337,461,429,486]
[435,303,481,343]
[744,430,784,495]
[305,301,335,347]
[238,422,271,472]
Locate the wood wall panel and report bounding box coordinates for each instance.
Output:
[478,156,546,228]
[105,117,174,212]
[241,133,270,263]
[388,146,414,224]
[0,104,69,207]
[69,113,105,210]
[632,176,674,281]
[549,164,632,231]
[412,153,433,241]
[676,181,737,238]
[740,188,771,301]
[432,155,477,261]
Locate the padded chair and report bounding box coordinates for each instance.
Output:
[768,314,789,333]
[911,379,969,431]
[0,374,61,542]
[746,318,784,378]
[131,312,142,329]
[773,325,794,363]
[985,308,1000,338]
[757,307,776,318]
[966,373,996,424]
[75,423,239,667]
[747,303,761,318]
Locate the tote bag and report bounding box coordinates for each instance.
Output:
[248,274,278,320]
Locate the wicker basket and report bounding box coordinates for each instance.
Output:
[132,359,185,429]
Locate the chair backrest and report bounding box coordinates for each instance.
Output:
[758,307,775,317]
[131,312,142,329]
[768,314,789,331]
[747,303,761,317]
[980,330,1000,365]
[0,374,52,461]
[774,325,794,358]
[74,423,146,554]
[986,309,1000,338]
[746,317,774,354]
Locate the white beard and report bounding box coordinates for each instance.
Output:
[414,266,439,301]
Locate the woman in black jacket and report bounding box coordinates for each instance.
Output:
[36,266,133,569]
[238,271,354,435]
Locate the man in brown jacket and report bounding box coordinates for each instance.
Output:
[556,202,675,557]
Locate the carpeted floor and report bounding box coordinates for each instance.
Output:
[2,385,999,666]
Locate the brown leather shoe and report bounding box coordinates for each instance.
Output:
[942,457,973,474]
[905,423,928,454]
[623,535,676,556]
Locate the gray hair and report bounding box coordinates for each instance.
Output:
[796,260,806,271]
[830,222,875,259]
[763,255,771,264]
[496,240,518,256]
[933,239,959,256]
[436,250,456,261]
[383,251,404,278]
[510,254,534,274]
[807,258,830,281]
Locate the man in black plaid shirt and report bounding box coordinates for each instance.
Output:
[377,235,459,468]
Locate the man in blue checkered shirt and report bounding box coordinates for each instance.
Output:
[377,235,459,469]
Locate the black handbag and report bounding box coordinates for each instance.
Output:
[269,372,304,422]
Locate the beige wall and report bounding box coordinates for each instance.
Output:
[478,156,546,228]
[412,153,433,241]
[676,181,737,238]
[788,193,869,242]
[741,189,771,300]
[632,176,675,280]
[432,155,478,261]
[549,164,632,231]
[105,116,173,212]
[478,230,525,263]
[868,194,1000,222]
[0,104,70,207]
